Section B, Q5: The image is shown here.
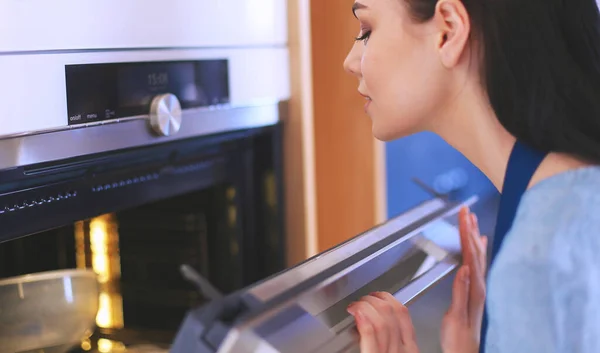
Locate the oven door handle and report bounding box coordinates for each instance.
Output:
[180,264,223,301]
[171,289,254,353]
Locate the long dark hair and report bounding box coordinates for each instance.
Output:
[407,0,600,164]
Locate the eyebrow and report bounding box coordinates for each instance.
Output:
[352,2,367,18]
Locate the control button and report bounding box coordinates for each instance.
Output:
[105,109,116,120]
[149,93,182,137]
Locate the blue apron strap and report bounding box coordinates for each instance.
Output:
[479,140,548,353]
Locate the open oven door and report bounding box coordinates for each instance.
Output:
[170,195,476,353]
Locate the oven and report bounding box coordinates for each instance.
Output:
[0,116,287,352]
[0,1,291,349]
[0,46,291,349]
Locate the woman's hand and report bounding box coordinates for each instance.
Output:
[347,291,419,353]
[345,207,486,353]
[441,207,488,353]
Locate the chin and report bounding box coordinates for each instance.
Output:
[371,122,420,142]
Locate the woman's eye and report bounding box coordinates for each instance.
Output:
[355,30,371,44]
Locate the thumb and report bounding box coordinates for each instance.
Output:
[448,265,470,324]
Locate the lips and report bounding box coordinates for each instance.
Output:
[359,91,371,112]
[359,92,371,100]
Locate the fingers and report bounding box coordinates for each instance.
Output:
[469,213,483,269]
[459,207,487,328]
[348,292,419,353]
[458,207,474,266]
[447,265,470,325]
[481,235,488,251]
[470,213,487,273]
[480,235,488,273]
[354,295,392,351]
[464,211,481,276]
[459,207,485,279]
[348,303,381,353]
[371,292,417,347]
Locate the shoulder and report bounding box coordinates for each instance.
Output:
[501,165,600,272]
[513,165,600,247]
[510,166,600,351]
[488,166,600,353]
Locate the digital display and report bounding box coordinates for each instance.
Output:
[65,60,229,125]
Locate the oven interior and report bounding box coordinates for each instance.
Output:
[0,124,286,352]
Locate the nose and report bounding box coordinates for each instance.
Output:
[343,42,362,78]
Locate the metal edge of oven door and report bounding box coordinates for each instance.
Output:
[215,195,477,353]
[245,195,472,305]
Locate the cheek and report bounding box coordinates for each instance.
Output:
[362,37,446,140]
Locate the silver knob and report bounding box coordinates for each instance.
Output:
[149,93,182,136]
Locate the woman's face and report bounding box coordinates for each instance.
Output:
[344,0,457,141]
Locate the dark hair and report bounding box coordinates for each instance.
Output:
[407,0,600,164]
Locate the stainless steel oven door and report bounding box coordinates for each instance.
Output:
[171,195,477,353]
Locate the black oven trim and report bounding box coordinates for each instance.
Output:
[0,123,284,259]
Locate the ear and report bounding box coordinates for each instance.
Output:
[433,0,471,68]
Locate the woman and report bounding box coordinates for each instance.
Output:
[343,0,600,352]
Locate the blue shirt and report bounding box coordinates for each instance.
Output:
[485,166,600,353]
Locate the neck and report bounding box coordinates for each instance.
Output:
[429,87,516,192]
[429,85,591,192]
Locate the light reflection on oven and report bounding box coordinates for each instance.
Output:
[96,338,126,352]
[80,338,127,352]
[66,185,236,351]
[75,214,124,331]
[89,214,120,284]
[226,186,239,257]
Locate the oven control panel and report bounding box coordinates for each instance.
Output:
[65,59,230,126]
